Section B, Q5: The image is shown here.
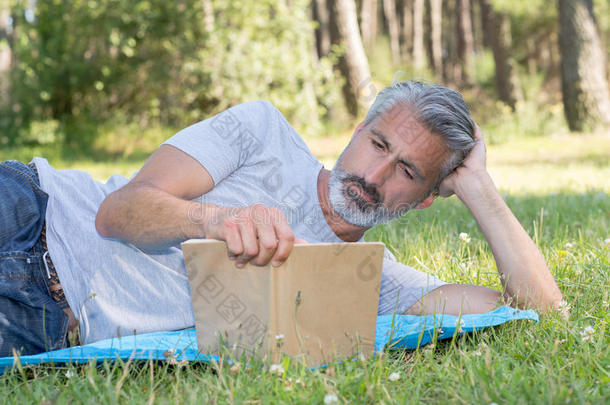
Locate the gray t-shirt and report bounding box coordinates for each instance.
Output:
[34,100,446,344]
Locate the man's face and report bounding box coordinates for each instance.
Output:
[329,104,449,227]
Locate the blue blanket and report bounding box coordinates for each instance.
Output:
[0,306,537,372]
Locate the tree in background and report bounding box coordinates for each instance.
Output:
[203,0,337,133]
[330,0,372,116]
[360,0,379,49]
[558,0,610,131]
[412,0,426,71]
[398,0,412,63]
[480,0,522,109]
[313,0,331,57]
[1,0,342,145]
[456,0,475,84]
[3,0,609,144]
[382,0,401,65]
[426,0,443,79]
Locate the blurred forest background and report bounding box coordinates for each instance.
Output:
[0,0,609,155]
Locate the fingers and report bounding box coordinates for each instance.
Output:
[270,213,295,267]
[223,221,244,261]
[252,220,279,266]
[473,124,486,150]
[222,205,296,268]
[234,220,259,268]
[473,123,482,140]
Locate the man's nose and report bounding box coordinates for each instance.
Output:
[363,157,393,186]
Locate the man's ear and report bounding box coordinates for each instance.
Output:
[413,193,435,210]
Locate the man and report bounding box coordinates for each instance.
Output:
[0,81,562,357]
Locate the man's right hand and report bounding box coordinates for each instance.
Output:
[202,204,303,268]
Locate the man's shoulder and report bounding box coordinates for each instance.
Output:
[226,99,281,120]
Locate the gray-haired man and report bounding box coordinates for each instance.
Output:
[0,81,562,356]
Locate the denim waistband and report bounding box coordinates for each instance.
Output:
[27,162,69,310]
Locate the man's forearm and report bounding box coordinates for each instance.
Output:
[95,182,211,249]
[455,171,563,312]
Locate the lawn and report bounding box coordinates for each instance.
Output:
[1,131,608,404]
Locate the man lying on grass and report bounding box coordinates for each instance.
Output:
[0,81,563,357]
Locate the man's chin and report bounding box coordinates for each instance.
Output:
[337,206,408,228]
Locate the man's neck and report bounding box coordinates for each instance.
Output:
[317,168,369,242]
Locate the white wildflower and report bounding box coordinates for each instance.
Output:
[164,349,186,366]
[557,300,571,319]
[323,394,338,404]
[229,362,241,375]
[473,350,482,356]
[604,238,610,245]
[65,369,75,378]
[269,363,285,375]
[579,326,595,343]
[388,372,401,382]
[275,334,285,341]
[459,232,471,244]
[564,242,574,249]
[455,319,465,333]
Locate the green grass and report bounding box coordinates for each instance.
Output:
[1,130,609,403]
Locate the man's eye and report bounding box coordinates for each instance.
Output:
[372,140,384,150]
[402,167,413,180]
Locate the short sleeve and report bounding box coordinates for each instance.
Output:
[162,100,277,185]
[378,256,448,315]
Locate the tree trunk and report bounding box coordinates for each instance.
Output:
[488,7,523,109]
[330,0,373,116]
[442,0,459,84]
[360,0,378,49]
[478,0,493,48]
[383,0,401,65]
[558,0,610,131]
[399,0,412,63]
[426,0,442,78]
[412,0,425,70]
[456,0,474,84]
[313,0,332,58]
[383,0,400,66]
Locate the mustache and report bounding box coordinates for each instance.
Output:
[341,174,382,206]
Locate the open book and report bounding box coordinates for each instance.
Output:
[182,239,384,366]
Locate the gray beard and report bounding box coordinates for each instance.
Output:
[328,166,416,227]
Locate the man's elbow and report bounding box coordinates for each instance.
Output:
[547,290,564,313]
[503,284,563,315]
[95,196,115,238]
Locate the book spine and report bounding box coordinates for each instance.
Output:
[269,266,280,361]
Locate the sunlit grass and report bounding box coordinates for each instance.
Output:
[1,130,608,403]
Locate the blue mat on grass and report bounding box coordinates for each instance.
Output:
[0,306,537,372]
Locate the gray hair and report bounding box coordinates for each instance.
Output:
[363,81,476,193]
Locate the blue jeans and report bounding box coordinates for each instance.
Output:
[0,160,68,357]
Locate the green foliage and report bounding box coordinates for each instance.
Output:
[197,0,341,137]
[2,0,341,147]
[3,0,208,146]
[467,51,567,144]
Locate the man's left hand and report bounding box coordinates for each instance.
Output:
[437,124,488,198]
